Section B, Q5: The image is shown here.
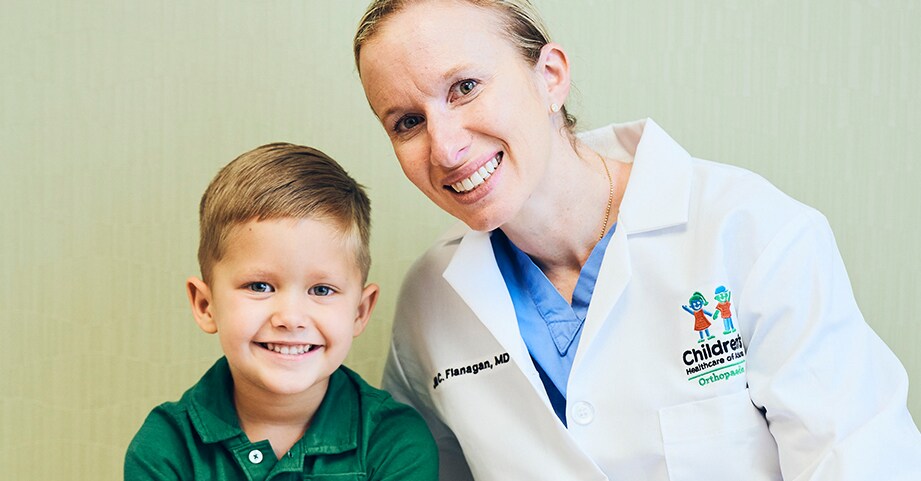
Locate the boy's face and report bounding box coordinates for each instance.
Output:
[187,217,378,400]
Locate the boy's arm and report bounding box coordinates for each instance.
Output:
[382,339,473,481]
[124,409,190,480]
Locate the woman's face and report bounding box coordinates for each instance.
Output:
[359,1,563,231]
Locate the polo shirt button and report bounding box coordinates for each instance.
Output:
[248,449,263,464]
[571,401,594,425]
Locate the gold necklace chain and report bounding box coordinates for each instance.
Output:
[599,155,614,241]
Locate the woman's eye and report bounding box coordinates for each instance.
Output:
[395,115,424,133]
[246,282,274,293]
[458,79,477,95]
[449,79,479,101]
[309,285,334,297]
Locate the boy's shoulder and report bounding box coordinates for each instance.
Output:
[124,358,238,478]
[328,366,438,478]
[327,365,428,428]
[124,398,195,478]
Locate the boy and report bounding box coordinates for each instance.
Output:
[125,143,438,480]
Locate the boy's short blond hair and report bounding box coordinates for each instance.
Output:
[197,143,371,283]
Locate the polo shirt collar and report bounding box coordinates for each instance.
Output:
[186,358,359,456]
[187,357,242,444]
[292,367,358,456]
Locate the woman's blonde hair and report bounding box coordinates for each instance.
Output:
[353,0,576,130]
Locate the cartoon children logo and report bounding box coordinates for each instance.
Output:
[712,285,736,335]
[682,292,715,343]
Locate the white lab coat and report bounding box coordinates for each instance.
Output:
[383,119,921,481]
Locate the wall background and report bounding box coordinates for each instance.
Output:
[1,0,918,478]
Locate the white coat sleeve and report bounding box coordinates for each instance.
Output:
[742,210,921,480]
[382,341,475,481]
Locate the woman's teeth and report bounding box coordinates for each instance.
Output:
[263,343,316,355]
[451,154,501,193]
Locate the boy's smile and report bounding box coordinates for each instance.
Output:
[259,342,322,356]
[187,217,378,400]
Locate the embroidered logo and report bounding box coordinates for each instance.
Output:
[712,285,737,335]
[680,286,746,387]
[681,291,715,343]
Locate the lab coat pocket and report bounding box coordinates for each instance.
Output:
[659,389,782,481]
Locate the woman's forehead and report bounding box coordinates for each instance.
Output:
[364,1,510,60]
[359,2,518,101]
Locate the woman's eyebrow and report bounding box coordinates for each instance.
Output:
[441,64,470,82]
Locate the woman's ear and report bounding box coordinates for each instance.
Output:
[352,283,381,337]
[536,42,572,108]
[186,276,217,334]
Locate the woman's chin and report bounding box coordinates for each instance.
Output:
[455,208,512,233]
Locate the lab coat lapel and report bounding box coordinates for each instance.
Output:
[443,229,610,480]
[575,119,693,370]
[442,230,540,389]
[578,226,631,370]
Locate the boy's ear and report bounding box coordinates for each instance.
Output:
[186,276,217,334]
[352,283,380,337]
[536,42,571,111]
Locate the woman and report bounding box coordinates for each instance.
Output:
[353,1,921,480]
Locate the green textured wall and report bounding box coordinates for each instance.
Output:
[1,1,918,478]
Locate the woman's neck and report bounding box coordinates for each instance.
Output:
[501,139,631,302]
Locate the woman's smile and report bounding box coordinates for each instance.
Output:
[359,1,561,231]
[447,152,502,193]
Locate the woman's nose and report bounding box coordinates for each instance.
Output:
[427,113,469,168]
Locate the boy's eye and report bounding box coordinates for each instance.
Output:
[395,114,424,133]
[246,282,274,293]
[309,285,334,297]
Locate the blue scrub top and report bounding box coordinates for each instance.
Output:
[491,225,615,426]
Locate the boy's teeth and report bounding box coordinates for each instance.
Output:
[264,343,313,354]
[451,154,501,193]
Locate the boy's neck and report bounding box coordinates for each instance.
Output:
[233,377,330,460]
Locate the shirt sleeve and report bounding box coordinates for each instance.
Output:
[382,342,474,481]
[365,385,439,481]
[124,408,191,481]
[741,210,921,480]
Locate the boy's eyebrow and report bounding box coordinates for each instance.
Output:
[236,266,349,282]
[235,268,276,279]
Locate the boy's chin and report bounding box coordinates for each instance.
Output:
[256,376,331,398]
[231,365,333,399]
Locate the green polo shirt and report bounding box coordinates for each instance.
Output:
[125,357,437,480]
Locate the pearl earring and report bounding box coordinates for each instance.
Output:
[550,103,561,113]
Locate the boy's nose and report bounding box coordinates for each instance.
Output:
[270,297,309,330]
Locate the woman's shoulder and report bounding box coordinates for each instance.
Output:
[688,155,819,224]
[404,221,470,279]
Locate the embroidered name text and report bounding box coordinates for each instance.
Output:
[433,352,509,389]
